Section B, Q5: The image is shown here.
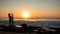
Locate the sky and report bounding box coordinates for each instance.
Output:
[0,0,60,19]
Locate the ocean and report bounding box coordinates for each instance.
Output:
[0,19,60,27]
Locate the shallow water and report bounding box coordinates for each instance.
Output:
[0,19,60,27]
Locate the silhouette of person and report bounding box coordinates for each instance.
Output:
[8,13,14,26]
[11,13,14,26]
[8,13,12,26]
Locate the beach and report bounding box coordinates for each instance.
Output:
[0,19,60,34]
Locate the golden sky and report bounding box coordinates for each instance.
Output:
[0,0,60,19]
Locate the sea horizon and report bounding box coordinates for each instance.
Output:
[0,18,60,21]
[0,18,60,27]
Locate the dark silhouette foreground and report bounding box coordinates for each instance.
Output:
[0,24,60,34]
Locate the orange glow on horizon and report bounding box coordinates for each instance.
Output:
[21,11,30,19]
[0,10,60,19]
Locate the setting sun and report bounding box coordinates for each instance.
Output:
[22,11,29,18]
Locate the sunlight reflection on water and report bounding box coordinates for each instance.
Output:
[13,19,60,21]
[0,19,60,27]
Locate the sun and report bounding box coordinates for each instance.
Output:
[22,11,29,18]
